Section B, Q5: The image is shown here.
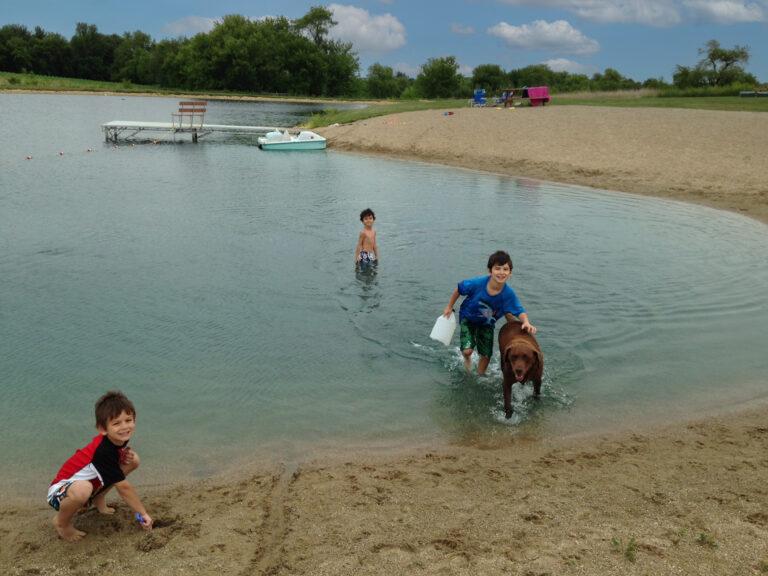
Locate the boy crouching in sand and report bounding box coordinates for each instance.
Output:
[47,390,153,541]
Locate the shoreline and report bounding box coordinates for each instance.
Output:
[317,105,768,225]
[3,400,768,574]
[2,103,767,575]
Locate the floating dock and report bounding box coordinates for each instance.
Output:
[102,120,282,143]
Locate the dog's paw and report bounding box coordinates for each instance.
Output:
[504,407,513,419]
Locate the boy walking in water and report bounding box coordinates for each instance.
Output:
[443,251,537,375]
[47,390,153,541]
[355,208,378,265]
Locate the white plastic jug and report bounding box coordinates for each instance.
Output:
[430,312,457,346]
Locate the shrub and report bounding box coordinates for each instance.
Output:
[659,82,757,97]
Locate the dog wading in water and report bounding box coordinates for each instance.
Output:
[498,320,544,418]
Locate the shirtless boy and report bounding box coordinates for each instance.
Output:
[354,208,378,265]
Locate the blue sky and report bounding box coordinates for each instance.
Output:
[3,0,767,82]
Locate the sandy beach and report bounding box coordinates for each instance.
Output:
[2,105,767,575]
[321,105,768,224]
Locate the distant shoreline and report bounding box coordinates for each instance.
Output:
[0,87,370,107]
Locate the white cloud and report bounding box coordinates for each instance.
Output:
[451,23,476,34]
[488,20,600,54]
[543,58,590,73]
[328,4,406,52]
[497,0,682,26]
[162,16,218,36]
[683,0,765,23]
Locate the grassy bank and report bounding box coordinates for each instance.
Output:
[0,71,173,95]
[303,99,466,128]
[0,71,356,104]
[555,90,768,112]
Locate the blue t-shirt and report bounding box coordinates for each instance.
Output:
[458,275,525,327]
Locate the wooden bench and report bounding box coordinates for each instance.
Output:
[172,101,207,129]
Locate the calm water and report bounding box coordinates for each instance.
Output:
[2,94,767,496]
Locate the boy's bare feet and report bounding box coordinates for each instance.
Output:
[92,494,115,514]
[52,515,86,542]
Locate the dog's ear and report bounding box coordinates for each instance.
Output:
[501,347,510,371]
[532,349,543,383]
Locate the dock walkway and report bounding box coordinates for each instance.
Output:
[102,120,282,143]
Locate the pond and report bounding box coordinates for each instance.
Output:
[1,93,767,496]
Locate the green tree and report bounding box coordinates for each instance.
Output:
[322,39,358,96]
[148,38,187,87]
[70,23,120,80]
[30,28,73,76]
[112,31,154,84]
[471,63,506,92]
[293,6,335,45]
[697,39,749,86]
[416,56,462,98]
[367,63,399,98]
[206,15,260,91]
[672,64,705,88]
[642,76,669,89]
[508,64,556,89]
[175,30,216,89]
[555,72,590,92]
[674,40,755,88]
[505,64,591,93]
[590,68,640,91]
[0,10,360,97]
[394,71,412,97]
[0,24,33,72]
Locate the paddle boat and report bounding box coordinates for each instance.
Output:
[257,130,326,150]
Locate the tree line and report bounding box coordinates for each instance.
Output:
[0,8,358,96]
[0,6,759,99]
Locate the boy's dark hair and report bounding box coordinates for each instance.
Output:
[487,250,513,270]
[360,208,375,221]
[95,390,136,429]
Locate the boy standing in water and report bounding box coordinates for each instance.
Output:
[47,390,153,541]
[355,208,378,265]
[443,250,537,375]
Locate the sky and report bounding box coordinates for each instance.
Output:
[3,0,767,82]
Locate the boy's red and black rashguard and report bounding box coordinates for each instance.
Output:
[50,434,127,492]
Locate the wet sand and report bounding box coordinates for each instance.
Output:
[2,105,767,575]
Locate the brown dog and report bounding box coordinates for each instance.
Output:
[498,320,543,418]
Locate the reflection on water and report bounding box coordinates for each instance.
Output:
[1,93,768,495]
[355,261,379,297]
